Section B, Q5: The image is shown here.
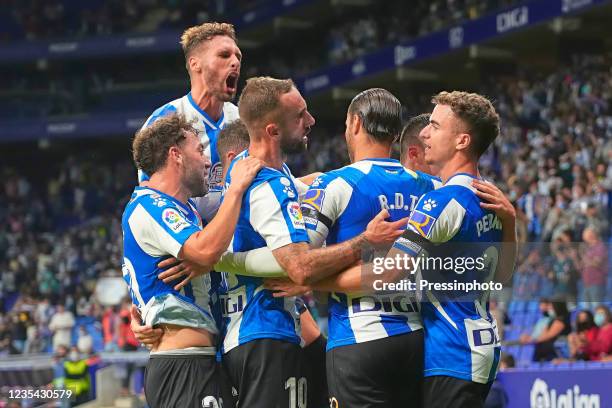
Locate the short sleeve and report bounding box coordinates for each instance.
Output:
[249,176,309,250]
[301,174,352,246]
[407,191,465,243]
[128,198,200,258]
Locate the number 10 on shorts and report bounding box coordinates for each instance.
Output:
[285,377,307,408]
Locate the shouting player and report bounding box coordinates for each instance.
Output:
[139,22,242,221]
[122,114,262,407]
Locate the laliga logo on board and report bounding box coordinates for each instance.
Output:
[530,378,600,408]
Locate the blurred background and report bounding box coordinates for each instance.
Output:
[0,0,611,406]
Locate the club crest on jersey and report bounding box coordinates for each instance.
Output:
[287,202,305,229]
[162,208,190,233]
[422,198,437,211]
[408,210,436,238]
[302,189,326,212]
[310,177,323,187]
[152,196,168,207]
[279,177,296,198]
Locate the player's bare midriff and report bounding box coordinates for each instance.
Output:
[153,324,214,352]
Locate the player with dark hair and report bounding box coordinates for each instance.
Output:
[301,88,436,407]
[399,113,433,173]
[122,113,261,407]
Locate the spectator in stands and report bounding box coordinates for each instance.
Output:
[567,310,598,360]
[23,322,45,354]
[528,299,552,340]
[117,300,138,352]
[579,227,608,305]
[10,312,27,354]
[550,231,578,302]
[0,318,14,355]
[520,300,571,361]
[48,304,75,351]
[102,305,119,352]
[76,326,93,355]
[582,305,612,361]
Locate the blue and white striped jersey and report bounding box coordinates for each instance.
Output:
[302,158,437,351]
[121,187,217,335]
[218,150,309,353]
[393,173,503,384]
[139,93,239,223]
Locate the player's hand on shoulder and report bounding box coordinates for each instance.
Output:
[363,209,408,245]
[264,278,310,297]
[130,305,163,349]
[472,179,516,223]
[157,257,211,290]
[228,157,264,192]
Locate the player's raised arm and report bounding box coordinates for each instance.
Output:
[180,156,262,267]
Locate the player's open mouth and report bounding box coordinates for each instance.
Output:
[226,73,238,92]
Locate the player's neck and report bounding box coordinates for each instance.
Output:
[351,138,391,163]
[249,139,284,170]
[190,84,224,122]
[148,171,190,204]
[438,157,479,184]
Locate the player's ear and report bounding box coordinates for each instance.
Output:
[168,145,182,165]
[188,55,201,74]
[351,113,362,135]
[408,146,419,160]
[456,132,471,152]
[226,150,237,163]
[264,123,280,140]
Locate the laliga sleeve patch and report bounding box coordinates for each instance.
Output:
[408,210,436,238]
[162,208,190,233]
[287,202,305,229]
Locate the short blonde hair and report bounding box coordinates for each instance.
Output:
[238,77,295,127]
[180,22,236,61]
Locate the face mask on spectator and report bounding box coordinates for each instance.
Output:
[69,351,79,361]
[594,313,606,327]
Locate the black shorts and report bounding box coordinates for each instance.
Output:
[223,338,304,408]
[218,361,238,408]
[327,330,423,408]
[422,376,492,408]
[303,335,329,408]
[145,352,225,408]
